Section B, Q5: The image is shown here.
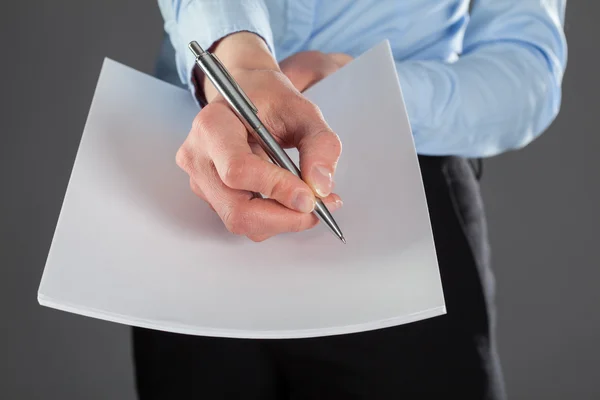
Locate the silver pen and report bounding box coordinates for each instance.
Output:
[188,41,346,244]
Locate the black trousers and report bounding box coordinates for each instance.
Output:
[131,155,506,399]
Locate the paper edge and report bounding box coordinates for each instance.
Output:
[307,38,445,309]
[38,293,446,339]
[37,58,111,297]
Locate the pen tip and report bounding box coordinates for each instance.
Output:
[341,236,346,244]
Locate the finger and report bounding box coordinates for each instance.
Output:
[196,102,317,213]
[250,140,340,202]
[198,156,336,238]
[293,106,342,198]
[176,122,252,214]
[320,192,343,209]
[189,177,207,202]
[279,51,340,92]
[328,53,353,68]
[250,140,341,207]
[249,141,271,162]
[246,193,343,242]
[189,177,215,211]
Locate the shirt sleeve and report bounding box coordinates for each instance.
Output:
[396,0,568,158]
[157,0,275,99]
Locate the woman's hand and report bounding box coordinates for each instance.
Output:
[279,50,353,92]
[176,33,348,242]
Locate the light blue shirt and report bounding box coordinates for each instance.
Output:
[157,0,567,158]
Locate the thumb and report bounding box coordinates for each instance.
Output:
[296,120,342,198]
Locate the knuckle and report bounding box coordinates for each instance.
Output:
[189,180,208,203]
[175,146,191,172]
[222,207,249,235]
[221,156,248,189]
[299,98,322,116]
[313,70,328,83]
[291,216,305,233]
[188,178,199,194]
[328,132,343,156]
[266,112,286,134]
[302,98,325,119]
[259,105,287,136]
[191,113,207,136]
[268,179,284,199]
[266,169,290,198]
[316,129,342,157]
[191,103,225,137]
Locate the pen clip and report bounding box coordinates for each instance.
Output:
[210,53,258,114]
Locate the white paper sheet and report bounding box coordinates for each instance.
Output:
[37,40,445,338]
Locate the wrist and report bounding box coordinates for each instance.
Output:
[197,31,279,103]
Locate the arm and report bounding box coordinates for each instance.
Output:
[397,0,568,158]
[157,1,343,242]
[157,0,276,99]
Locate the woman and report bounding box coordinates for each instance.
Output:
[132,1,567,398]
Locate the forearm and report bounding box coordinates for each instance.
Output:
[157,0,275,100]
[398,43,564,157]
[397,0,567,158]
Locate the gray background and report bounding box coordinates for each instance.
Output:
[1,1,597,399]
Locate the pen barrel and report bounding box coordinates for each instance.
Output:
[252,124,302,178]
[254,128,343,241]
[196,53,258,122]
[196,54,302,179]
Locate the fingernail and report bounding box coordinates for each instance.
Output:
[311,165,333,197]
[292,191,315,213]
[330,199,343,211]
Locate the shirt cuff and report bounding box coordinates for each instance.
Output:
[164,0,275,105]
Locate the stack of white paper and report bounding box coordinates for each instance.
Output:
[37,40,445,339]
